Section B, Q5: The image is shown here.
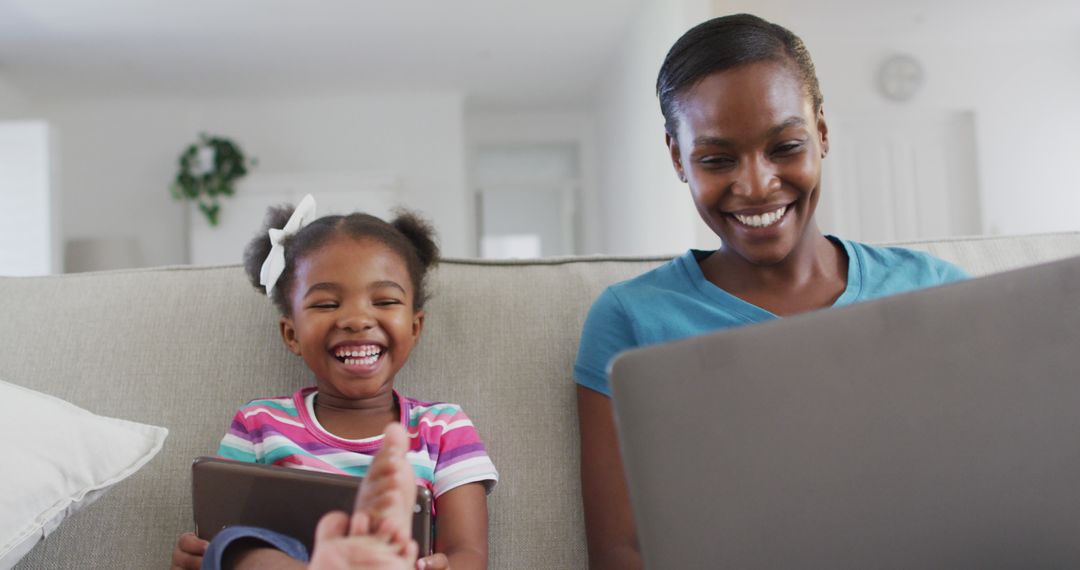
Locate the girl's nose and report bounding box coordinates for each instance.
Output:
[337,307,376,332]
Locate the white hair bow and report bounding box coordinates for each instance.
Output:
[259,194,317,297]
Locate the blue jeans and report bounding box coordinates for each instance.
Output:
[201,526,309,570]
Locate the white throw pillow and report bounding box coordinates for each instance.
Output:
[0,379,168,569]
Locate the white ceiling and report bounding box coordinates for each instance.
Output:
[741,0,1080,44]
[0,0,647,108]
[4,0,1076,109]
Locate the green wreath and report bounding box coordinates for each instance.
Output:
[170,134,255,226]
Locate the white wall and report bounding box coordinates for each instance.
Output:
[29,91,469,267]
[0,121,58,275]
[715,0,1080,237]
[592,0,1080,254]
[0,74,27,117]
[466,111,601,254]
[593,0,715,255]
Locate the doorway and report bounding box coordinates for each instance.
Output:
[472,143,581,259]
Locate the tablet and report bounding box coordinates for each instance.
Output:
[192,456,433,556]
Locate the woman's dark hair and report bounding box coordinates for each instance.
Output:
[242,204,439,315]
[656,13,824,136]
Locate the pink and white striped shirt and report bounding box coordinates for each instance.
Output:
[218,387,498,499]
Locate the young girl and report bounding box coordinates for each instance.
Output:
[574,14,967,569]
[172,196,498,570]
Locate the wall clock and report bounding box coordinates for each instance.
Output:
[877,53,925,102]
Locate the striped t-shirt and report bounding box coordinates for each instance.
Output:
[217,387,498,499]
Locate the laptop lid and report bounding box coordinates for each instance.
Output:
[610,255,1080,569]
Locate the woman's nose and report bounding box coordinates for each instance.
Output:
[731,155,780,199]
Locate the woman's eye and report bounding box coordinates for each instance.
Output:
[699,156,735,169]
[774,142,804,155]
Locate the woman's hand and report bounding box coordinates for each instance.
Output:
[415,553,449,569]
[170,531,208,570]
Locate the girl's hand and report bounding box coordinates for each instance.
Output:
[416,553,449,570]
[355,422,416,542]
[170,531,208,570]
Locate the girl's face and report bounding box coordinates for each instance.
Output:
[279,236,424,402]
[666,60,829,266]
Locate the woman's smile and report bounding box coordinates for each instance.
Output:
[669,59,828,267]
[729,203,790,229]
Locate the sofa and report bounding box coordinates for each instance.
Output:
[3,232,1080,569]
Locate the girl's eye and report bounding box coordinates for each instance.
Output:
[310,302,338,309]
[374,299,403,307]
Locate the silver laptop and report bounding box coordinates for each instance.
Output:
[610,255,1080,569]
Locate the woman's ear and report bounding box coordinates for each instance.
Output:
[279,316,302,355]
[666,133,688,183]
[817,107,830,158]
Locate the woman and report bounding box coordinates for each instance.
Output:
[574,14,966,569]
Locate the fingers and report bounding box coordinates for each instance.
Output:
[178,532,208,554]
[171,532,207,570]
[369,492,410,541]
[169,550,203,570]
[348,510,371,537]
[400,538,419,564]
[355,422,417,536]
[382,421,409,453]
[338,536,404,565]
[416,553,449,570]
[314,510,350,544]
[373,516,412,548]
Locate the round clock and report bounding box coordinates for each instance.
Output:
[877,54,925,102]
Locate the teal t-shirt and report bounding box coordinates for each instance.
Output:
[573,237,968,396]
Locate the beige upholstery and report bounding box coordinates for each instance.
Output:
[3,232,1079,569]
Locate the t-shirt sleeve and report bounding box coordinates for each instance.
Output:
[216,407,258,462]
[432,408,499,498]
[934,258,969,283]
[574,287,637,397]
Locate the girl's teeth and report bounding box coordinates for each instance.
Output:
[336,346,382,360]
[343,355,379,366]
[734,206,787,228]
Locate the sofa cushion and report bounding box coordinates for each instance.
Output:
[0,379,167,568]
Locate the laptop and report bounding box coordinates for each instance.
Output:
[610,254,1080,569]
[192,457,433,556]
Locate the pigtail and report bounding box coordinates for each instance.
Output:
[391,209,439,308]
[391,211,440,271]
[242,204,298,312]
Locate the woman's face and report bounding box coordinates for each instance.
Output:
[667,60,828,266]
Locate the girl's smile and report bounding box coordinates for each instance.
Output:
[279,236,424,404]
[331,341,386,374]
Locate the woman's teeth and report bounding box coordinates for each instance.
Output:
[733,205,787,228]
